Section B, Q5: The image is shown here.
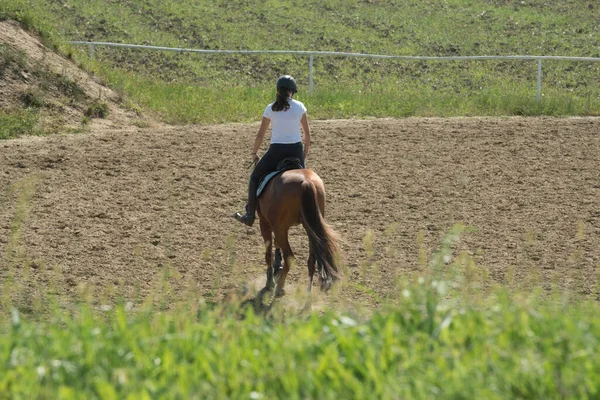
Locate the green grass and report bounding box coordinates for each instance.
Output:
[0,109,40,139]
[86,63,600,123]
[1,263,599,398]
[1,224,599,398]
[2,0,600,124]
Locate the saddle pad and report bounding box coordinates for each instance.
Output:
[256,170,283,198]
[256,158,303,197]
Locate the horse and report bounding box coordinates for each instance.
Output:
[255,167,341,307]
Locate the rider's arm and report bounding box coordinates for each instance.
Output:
[253,117,270,155]
[301,113,310,156]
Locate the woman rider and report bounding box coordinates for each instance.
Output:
[233,75,311,227]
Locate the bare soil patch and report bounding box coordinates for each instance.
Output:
[1,117,599,311]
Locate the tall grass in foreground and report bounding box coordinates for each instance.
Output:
[1,226,599,399]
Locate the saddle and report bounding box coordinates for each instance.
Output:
[256,157,304,197]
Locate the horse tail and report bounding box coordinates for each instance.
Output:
[300,180,341,286]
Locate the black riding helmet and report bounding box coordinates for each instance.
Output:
[276,75,297,94]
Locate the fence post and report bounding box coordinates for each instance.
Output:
[309,54,313,95]
[89,43,95,60]
[536,58,542,103]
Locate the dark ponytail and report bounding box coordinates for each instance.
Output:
[272,88,292,112]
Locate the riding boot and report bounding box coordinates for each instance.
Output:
[233,211,255,226]
[233,177,258,227]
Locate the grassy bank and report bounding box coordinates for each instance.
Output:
[94,64,600,123]
[2,0,599,126]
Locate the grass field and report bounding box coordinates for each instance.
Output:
[1,0,600,126]
[3,294,600,399]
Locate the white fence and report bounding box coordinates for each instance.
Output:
[71,41,600,102]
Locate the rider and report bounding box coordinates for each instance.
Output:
[233,75,311,227]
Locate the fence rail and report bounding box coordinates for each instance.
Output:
[70,41,600,102]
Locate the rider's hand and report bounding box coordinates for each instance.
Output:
[252,153,260,164]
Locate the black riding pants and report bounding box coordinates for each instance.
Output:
[246,142,305,215]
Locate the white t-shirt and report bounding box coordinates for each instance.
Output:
[263,99,307,144]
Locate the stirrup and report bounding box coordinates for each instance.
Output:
[233,212,255,227]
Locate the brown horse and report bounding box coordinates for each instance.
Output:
[256,168,341,305]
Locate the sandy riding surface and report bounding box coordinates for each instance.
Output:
[1,117,599,311]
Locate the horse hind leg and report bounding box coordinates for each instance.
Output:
[299,251,317,313]
[307,252,316,293]
[273,248,283,281]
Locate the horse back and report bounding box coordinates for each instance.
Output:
[258,169,325,226]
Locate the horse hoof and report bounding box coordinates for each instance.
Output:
[258,286,273,298]
[320,279,333,292]
[301,301,312,313]
[275,288,286,298]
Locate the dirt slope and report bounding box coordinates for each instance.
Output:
[0,20,144,133]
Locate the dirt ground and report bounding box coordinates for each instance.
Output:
[1,117,599,311]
